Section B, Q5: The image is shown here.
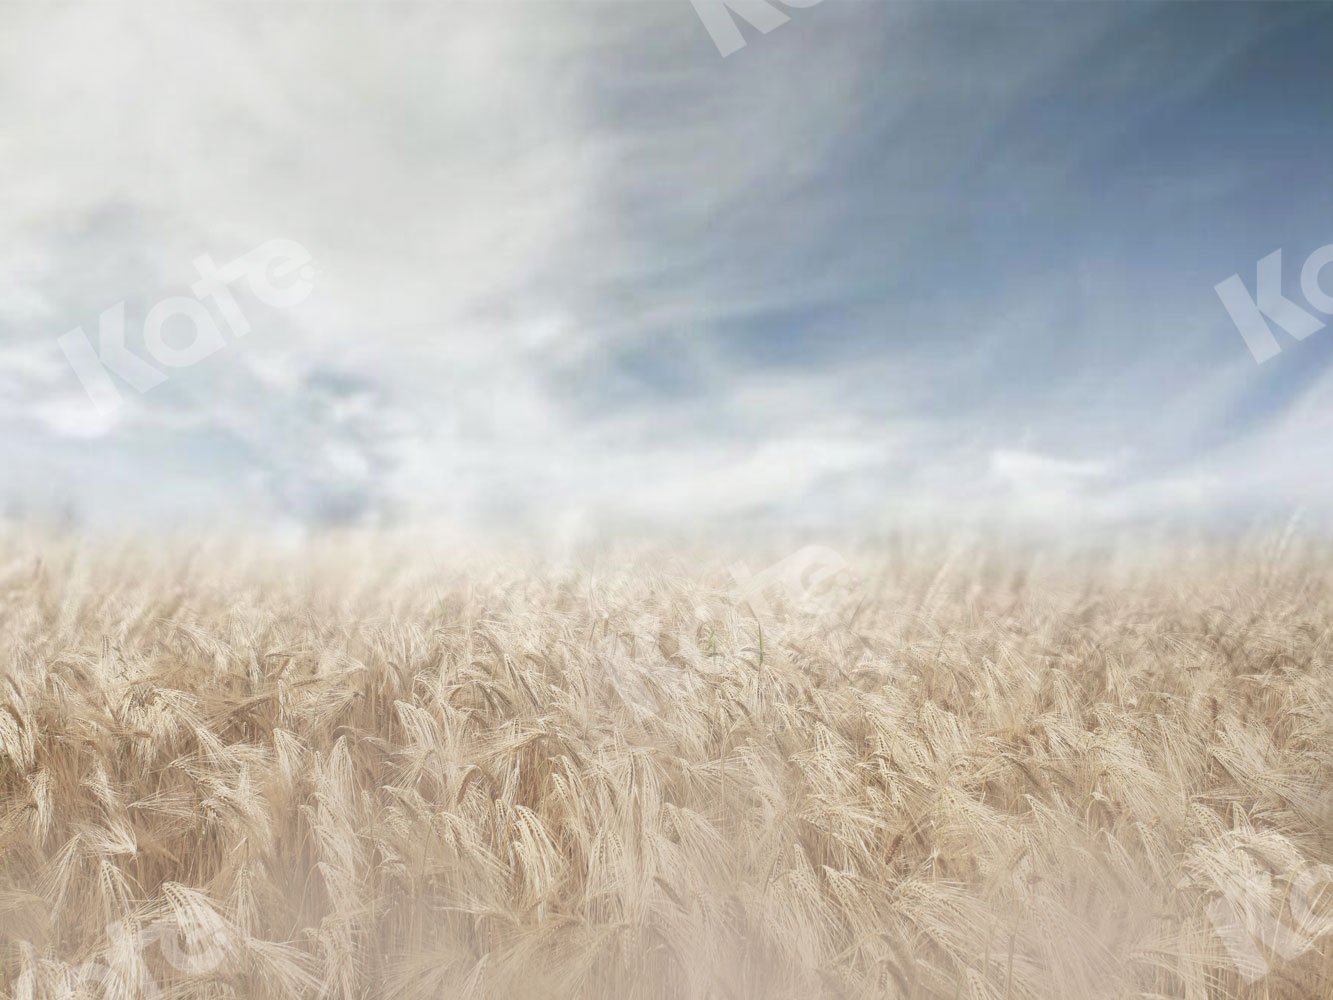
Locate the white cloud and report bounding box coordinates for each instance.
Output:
[990,448,1115,511]
[0,3,1325,536]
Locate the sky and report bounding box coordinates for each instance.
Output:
[1,1,1332,540]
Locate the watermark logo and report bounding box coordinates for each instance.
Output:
[600,600,719,720]
[57,238,316,417]
[598,547,857,718]
[1216,244,1333,363]
[728,545,855,620]
[1206,862,1333,981]
[690,0,822,57]
[15,905,232,999]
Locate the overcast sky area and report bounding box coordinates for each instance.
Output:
[2,2,1331,541]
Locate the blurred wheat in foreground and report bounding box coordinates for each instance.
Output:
[1,533,1331,1000]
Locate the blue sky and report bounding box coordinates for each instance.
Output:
[1,2,1331,537]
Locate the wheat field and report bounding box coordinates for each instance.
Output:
[1,531,1330,1000]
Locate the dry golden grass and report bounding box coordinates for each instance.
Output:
[1,531,1331,999]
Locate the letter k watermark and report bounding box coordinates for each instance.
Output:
[1216,247,1333,364]
[58,301,167,417]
